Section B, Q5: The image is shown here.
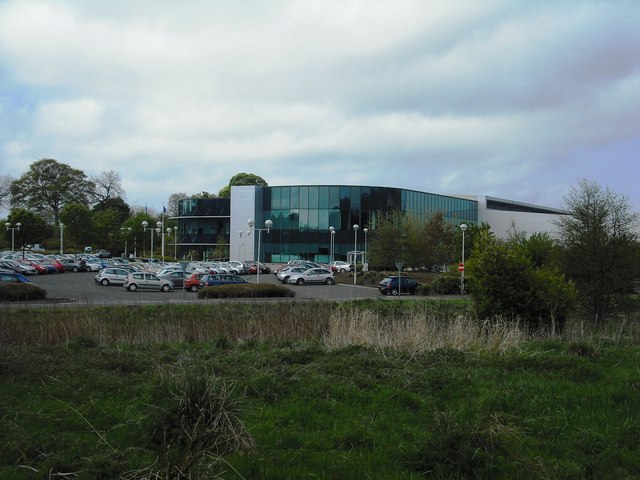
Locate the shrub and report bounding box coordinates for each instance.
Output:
[431,274,463,295]
[417,283,431,296]
[0,282,47,301]
[197,283,295,299]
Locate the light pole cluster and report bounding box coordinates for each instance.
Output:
[5,222,21,254]
[460,223,468,294]
[353,224,359,285]
[59,223,64,255]
[329,226,335,264]
[247,218,272,283]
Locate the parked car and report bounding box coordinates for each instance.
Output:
[84,258,109,272]
[329,260,353,273]
[159,270,187,288]
[276,266,308,284]
[248,262,271,274]
[224,261,247,275]
[95,267,133,286]
[184,273,205,292]
[288,268,335,285]
[378,276,419,296]
[199,274,248,287]
[0,259,37,275]
[43,259,65,273]
[0,269,31,284]
[94,249,111,258]
[59,258,88,272]
[123,272,173,292]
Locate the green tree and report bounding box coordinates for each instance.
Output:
[467,228,575,333]
[5,208,51,255]
[60,203,94,253]
[10,159,93,225]
[555,179,640,325]
[218,173,268,198]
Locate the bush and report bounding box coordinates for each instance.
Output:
[198,283,295,299]
[431,274,464,295]
[417,283,432,296]
[0,282,47,301]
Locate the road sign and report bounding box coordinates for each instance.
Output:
[458,262,465,272]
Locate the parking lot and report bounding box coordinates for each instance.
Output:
[22,268,381,306]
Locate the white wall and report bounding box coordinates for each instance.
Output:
[230,186,257,261]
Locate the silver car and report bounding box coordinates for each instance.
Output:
[288,268,335,286]
[95,267,132,286]
[123,272,173,292]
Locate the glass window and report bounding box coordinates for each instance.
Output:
[308,209,319,230]
[291,187,300,208]
[299,209,309,230]
[309,186,319,208]
[318,209,329,230]
[351,187,361,209]
[318,186,329,209]
[330,187,340,209]
[300,186,309,208]
[281,187,290,208]
[272,187,281,210]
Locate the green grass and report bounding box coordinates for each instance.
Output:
[1,300,640,478]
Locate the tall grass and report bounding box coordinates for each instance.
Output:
[3,299,639,351]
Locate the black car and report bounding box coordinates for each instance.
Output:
[378,276,419,296]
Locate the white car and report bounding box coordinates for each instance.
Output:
[288,268,335,286]
[123,272,173,292]
[330,261,353,273]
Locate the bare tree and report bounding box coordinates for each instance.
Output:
[0,174,14,208]
[167,192,187,217]
[91,170,125,204]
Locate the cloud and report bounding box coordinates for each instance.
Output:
[0,0,639,213]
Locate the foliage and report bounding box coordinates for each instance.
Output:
[467,229,575,332]
[0,174,13,208]
[555,179,640,325]
[218,172,268,198]
[5,208,51,250]
[0,282,46,301]
[198,283,295,299]
[60,203,94,251]
[10,158,93,225]
[431,273,464,295]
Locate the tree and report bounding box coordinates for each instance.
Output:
[167,193,187,217]
[467,228,575,333]
[90,170,125,204]
[5,208,51,255]
[218,173,268,198]
[555,179,640,325]
[93,197,131,221]
[0,174,13,208]
[10,159,93,225]
[60,203,94,252]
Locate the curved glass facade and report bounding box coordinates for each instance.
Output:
[260,186,477,263]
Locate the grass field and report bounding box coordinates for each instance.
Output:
[1,300,639,479]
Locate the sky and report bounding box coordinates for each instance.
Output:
[1,0,639,213]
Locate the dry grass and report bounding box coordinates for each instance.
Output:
[323,310,526,354]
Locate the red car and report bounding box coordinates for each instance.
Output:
[19,260,48,274]
[184,273,205,292]
[44,259,66,273]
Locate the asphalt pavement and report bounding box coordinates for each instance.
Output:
[16,268,381,306]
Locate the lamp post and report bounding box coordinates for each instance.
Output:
[142,221,154,260]
[247,218,273,283]
[173,226,178,259]
[5,222,21,254]
[329,226,335,264]
[156,220,165,262]
[353,224,359,285]
[59,223,64,255]
[363,227,368,271]
[460,223,468,294]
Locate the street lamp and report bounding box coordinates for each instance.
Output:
[59,223,64,255]
[460,223,468,294]
[5,222,21,254]
[363,227,368,271]
[142,221,154,260]
[156,220,165,262]
[353,224,359,285]
[173,226,178,259]
[247,218,273,283]
[329,226,335,264]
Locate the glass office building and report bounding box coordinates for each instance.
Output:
[176,185,477,262]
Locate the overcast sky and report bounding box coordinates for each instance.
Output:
[1,0,639,213]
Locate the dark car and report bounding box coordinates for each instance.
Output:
[59,258,88,272]
[159,270,187,288]
[378,276,419,296]
[0,269,31,284]
[200,274,248,287]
